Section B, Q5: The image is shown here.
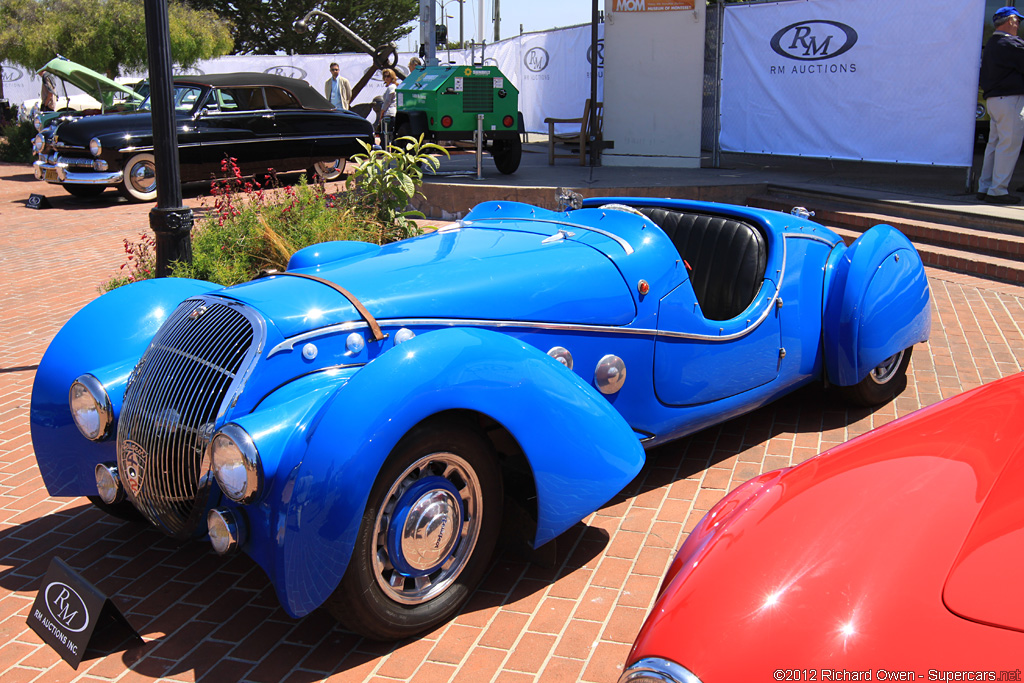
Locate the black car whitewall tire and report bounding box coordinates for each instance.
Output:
[119,152,158,202]
[839,347,913,407]
[326,421,502,640]
[310,158,345,182]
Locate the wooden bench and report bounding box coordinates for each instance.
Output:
[545,99,604,166]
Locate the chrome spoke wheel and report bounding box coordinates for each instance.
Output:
[371,452,482,605]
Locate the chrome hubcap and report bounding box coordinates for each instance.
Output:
[129,162,156,194]
[373,452,481,605]
[869,349,904,385]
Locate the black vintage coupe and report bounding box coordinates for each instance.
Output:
[31,73,374,202]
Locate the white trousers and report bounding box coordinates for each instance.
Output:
[979,94,1024,196]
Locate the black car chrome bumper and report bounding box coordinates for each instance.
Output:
[33,159,123,186]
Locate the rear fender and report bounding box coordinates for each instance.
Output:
[823,225,930,386]
[268,326,645,617]
[30,278,220,496]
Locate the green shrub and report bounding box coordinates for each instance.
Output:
[0,120,37,163]
[349,135,449,240]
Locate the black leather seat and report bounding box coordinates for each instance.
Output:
[639,208,768,321]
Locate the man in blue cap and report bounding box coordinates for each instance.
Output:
[978,6,1024,204]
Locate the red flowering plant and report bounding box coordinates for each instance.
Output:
[100,232,156,292]
[104,150,438,290]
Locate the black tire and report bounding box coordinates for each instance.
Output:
[118,152,158,202]
[838,347,912,407]
[326,421,502,640]
[491,136,522,175]
[86,495,147,523]
[63,184,106,198]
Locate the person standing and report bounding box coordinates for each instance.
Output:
[324,62,352,111]
[380,68,399,148]
[40,72,58,112]
[978,6,1024,204]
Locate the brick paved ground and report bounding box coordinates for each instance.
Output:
[2,161,1023,683]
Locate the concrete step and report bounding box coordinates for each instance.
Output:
[748,188,1024,285]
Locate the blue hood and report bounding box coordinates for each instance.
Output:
[220,224,638,339]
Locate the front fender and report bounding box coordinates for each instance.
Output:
[823,225,930,386]
[30,278,220,496]
[270,326,645,617]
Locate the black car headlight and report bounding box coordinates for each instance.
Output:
[69,374,114,441]
[618,658,703,683]
[89,137,102,156]
[209,424,262,504]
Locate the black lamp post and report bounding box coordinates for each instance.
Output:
[144,0,193,276]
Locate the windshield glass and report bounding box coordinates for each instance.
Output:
[139,84,206,114]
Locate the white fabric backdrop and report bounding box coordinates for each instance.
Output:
[720,0,985,166]
[2,24,603,134]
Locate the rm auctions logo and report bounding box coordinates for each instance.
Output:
[44,582,90,633]
[770,20,858,61]
[264,65,307,79]
[1,65,24,82]
[587,39,605,69]
[524,47,549,73]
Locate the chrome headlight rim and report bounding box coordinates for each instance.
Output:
[209,423,262,504]
[32,134,44,154]
[618,657,703,683]
[207,507,247,555]
[94,463,124,505]
[69,373,114,441]
[89,137,102,157]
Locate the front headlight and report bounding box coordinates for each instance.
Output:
[69,374,113,441]
[618,658,703,683]
[209,424,262,504]
[89,137,102,156]
[32,134,44,154]
[33,115,43,131]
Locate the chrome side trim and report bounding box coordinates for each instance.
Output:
[460,217,635,255]
[270,237,798,352]
[786,230,840,246]
[119,133,365,155]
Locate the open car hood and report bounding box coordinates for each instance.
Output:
[38,56,144,111]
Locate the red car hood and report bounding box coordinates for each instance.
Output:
[632,373,1024,675]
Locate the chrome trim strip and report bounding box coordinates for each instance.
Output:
[119,133,363,155]
[460,217,635,255]
[786,231,839,246]
[271,237,797,351]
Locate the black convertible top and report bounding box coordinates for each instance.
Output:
[172,72,333,111]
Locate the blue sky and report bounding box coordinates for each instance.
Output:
[402,0,602,50]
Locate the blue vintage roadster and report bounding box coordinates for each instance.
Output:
[30,196,931,640]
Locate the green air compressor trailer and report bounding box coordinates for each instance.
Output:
[396,64,524,174]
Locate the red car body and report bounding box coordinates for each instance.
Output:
[622,373,1024,683]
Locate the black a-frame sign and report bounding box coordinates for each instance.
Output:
[27,557,142,669]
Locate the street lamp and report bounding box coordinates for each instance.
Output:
[438,0,464,47]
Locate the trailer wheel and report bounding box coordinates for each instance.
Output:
[491,137,522,175]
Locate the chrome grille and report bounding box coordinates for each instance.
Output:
[55,154,97,169]
[117,297,261,538]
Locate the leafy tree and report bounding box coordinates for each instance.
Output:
[0,0,233,77]
[183,0,417,55]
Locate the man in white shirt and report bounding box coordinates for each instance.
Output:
[324,62,352,111]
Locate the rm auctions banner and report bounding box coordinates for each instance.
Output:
[720,0,984,166]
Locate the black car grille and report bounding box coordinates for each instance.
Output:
[463,78,493,113]
[116,297,259,538]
